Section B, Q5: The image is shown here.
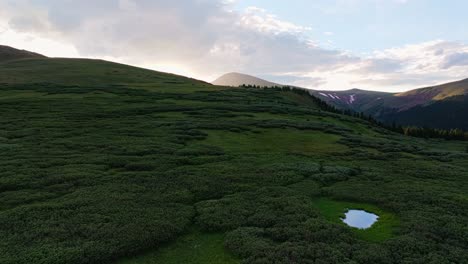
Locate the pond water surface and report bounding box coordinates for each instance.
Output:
[341,209,379,229]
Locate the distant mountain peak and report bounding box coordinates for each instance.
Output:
[212,72,281,87]
[0,45,46,62]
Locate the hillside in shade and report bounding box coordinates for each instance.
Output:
[0,45,46,62]
[311,79,468,129]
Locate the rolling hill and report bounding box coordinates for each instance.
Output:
[0,48,467,264]
[212,72,281,87]
[0,57,208,88]
[0,45,46,62]
[396,78,468,101]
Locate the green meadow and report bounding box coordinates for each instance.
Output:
[0,58,467,263]
[119,229,238,264]
[313,198,399,242]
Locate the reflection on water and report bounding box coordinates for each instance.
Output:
[341,209,379,229]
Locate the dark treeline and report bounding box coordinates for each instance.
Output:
[240,84,468,141]
[300,87,468,141]
[399,126,468,140]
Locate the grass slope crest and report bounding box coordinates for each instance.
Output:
[0,45,46,62]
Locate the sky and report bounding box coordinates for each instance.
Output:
[1,0,468,92]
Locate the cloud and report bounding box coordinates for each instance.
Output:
[262,74,327,87]
[442,52,468,69]
[0,0,468,92]
[239,7,311,35]
[1,1,356,77]
[358,58,403,73]
[308,40,465,91]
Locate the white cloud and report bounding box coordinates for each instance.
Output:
[0,0,467,92]
[349,40,468,90]
[239,7,312,35]
[0,29,79,58]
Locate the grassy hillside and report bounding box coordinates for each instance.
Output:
[397,78,468,101]
[383,95,468,130]
[0,58,210,89]
[0,45,46,62]
[0,58,467,264]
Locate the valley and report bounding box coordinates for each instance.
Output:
[311,79,468,130]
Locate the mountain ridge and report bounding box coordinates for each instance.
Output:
[312,78,468,129]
